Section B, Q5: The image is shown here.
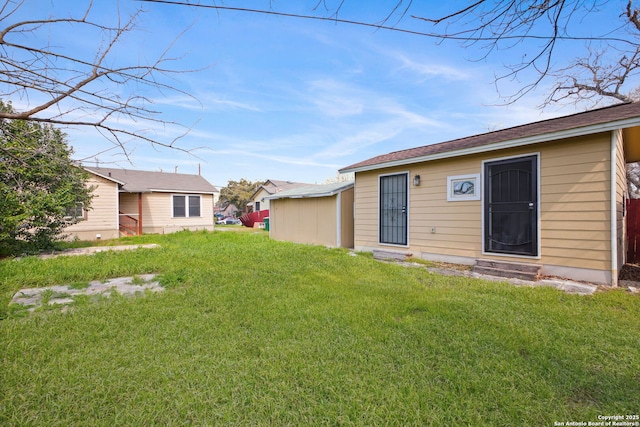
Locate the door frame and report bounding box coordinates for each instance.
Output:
[481,153,541,259]
[378,171,410,247]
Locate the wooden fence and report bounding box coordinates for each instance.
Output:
[627,198,640,263]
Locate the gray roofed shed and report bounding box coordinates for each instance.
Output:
[266,181,354,248]
[264,181,354,200]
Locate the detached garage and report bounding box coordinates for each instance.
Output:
[265,181,354,248]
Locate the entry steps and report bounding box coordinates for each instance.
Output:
[472,259,541,282]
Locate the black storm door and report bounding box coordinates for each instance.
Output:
[484,156,538,256]
[380,173,408,245]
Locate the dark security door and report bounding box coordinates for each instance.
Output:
[484,156,538,256]
[380,173,408,245]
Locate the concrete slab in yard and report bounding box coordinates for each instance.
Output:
[10,274,163,313]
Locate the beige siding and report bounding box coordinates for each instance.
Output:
[141,193,214,234]
[340,187,355,248]
[119,193,139,217]
[64,175,120,240]
[354,133,614,282]
[270,195,347,247]
[252,188,273,211]
[540,136,611,271]
[66,172,215,240]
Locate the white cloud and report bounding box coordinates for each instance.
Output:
[308,79,365,117]
[398,54,469,81]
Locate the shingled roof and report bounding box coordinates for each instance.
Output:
[340,102,640,173]
[84,167,218,194]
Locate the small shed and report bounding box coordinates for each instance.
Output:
[265,181,354,248]
[248,179,315,213]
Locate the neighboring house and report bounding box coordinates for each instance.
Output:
[265,181,354,248]
[65,167,218,240]
[248,180,316,213]
[340,102,640,286]
[219,203,240,218]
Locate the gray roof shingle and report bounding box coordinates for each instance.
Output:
[85,167,218,194]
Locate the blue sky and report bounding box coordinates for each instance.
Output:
[9,1,635,189]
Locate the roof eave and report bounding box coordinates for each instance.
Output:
[147,188,217,195]
[83,168,126,185]
[266,191,335,200]
[119,188,217,194]
[340,118,640,174]
[265,184,354,200]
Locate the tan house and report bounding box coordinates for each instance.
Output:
[248,180,316,213]
[65,167,218,240]
[340,102,640,286]
[265,181,355,248]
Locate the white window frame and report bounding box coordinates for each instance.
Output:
[447,173,481,201]
[172,194,202,218]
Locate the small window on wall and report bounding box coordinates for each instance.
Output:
[188,195,201,217]
[173,195,186,217]
[173,195,201,217]
[65,202,86,220]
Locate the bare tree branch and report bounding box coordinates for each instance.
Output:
[138,0,630,44]
[545,46,640,107]
[0,1,201,157]
[141,0,640,106]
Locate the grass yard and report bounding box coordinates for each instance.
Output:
[1,230,639,426]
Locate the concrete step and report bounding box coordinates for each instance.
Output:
[475,259,541,274]
[473,259,541,281]
[373,249,413,262]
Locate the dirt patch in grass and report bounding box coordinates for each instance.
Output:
[619,264,640,282]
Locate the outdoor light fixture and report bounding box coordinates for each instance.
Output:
[413,175,421,186]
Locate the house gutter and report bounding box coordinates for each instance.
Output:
[147,189,217,195]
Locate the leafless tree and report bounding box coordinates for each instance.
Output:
[629,163,640,197]
[542,2,640,108]
[546,47,640,106]
[0,0,198,159]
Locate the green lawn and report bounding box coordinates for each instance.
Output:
[1,230,639,426]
